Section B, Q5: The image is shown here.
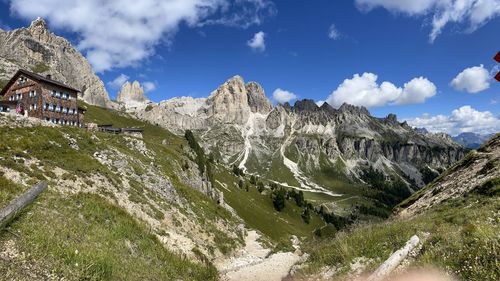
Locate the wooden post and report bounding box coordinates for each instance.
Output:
[367,235,420,281]
[0,181,47,228]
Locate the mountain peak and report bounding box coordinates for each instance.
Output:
[29,17,49,31]
[338,103,370,116]
[246,81,272,113]
[293,99,319,112]
[319,102,336,113]
[117,80,149,108]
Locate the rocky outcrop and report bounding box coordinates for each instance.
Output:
[246,81,273,114]
[0,18,111,107]
[398,133,500,218]
[117,81,150,109]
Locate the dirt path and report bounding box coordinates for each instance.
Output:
[217,230,301,281]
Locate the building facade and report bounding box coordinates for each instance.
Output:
[0,69,85,126]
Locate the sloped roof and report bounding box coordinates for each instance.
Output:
[0,69,81,96]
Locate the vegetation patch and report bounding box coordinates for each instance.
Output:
[0,192,218,280]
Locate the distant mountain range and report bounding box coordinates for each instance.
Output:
[452,132,495,149]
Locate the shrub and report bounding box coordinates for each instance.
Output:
[272,188,286,212]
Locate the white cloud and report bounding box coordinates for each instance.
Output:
[396,77,437,105]
[328,24,340,40]
[247,31,266,52]
[143,81,157,93]
[451,64,490,93]
[272,88,297,104]
[108,74,129,89]
[355,0,500,42]
[326,73,436,108]
[405,106,500,135]
[10,0,274,72]
[316,100,326,106]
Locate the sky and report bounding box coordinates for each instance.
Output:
[0,0,499,135]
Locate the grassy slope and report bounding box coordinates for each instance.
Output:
[0,188,218,280]
[300,185,500,280]
[0,105,239,280]
[213,167,325,243]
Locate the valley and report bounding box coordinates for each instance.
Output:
[0,15,498,281]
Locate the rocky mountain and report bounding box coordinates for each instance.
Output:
[452,132,494,149]
[117,81,151,109]
[398,133,499,218]
[130,76,467,205]
[0,18,111,107]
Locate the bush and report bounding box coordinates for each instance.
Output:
[257,181,265,193]
[288,189,305,207]
[272,188,286,212]
[232,165,244,177]
[302,207,311,224]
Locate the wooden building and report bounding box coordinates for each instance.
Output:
[0,69,85,126]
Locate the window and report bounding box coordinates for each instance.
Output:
[55,91,60,98]
[33,104,37,110]
[63,107,67,114]
[49,103,54,112]
[68,95,72,100]
[29,105,33,111]
[62,93,67,99]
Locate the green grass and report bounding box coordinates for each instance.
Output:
[0,79,8,90]
[214,167,325,242]
[300,191,500,280]
[0,192,218,280]
[30,63,50,74]
[0,176,28,209]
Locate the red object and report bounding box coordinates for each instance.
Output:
[496,71,500,83]
[495,51,500,63]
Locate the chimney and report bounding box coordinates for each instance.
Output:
[46,74,52,80]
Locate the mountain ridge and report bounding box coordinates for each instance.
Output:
[124,75,466,210]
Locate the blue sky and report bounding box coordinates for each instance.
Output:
[0,0,499,135]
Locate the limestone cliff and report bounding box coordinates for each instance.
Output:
[0,18,111,107]
[117,81,151,109]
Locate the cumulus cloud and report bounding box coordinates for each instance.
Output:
[9,0,274,72]
[316,100,326,106]
[405,106,500,135]
[247,31,266,52]
[451,64,490,93]
[328,24,340,40]
[108,74,129,89]
[396,77,437,105]
[326,73,436,108]
[273,88,297,104]
[355,0,500,42]
[143,81,157,93]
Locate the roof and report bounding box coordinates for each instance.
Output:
[121,128,144,132]
[0,69,81,96]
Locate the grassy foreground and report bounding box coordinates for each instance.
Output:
[299,187,500,280]
[0,184,218,280]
